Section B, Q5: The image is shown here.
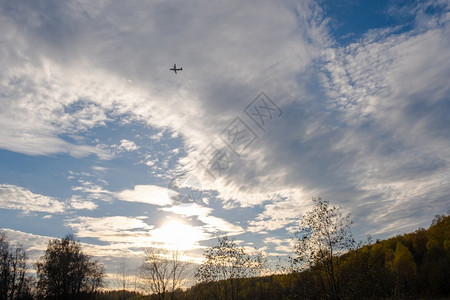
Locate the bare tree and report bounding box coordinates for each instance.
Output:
[292,197,355,300]
[139,248,189,300]
[0,231,32,300]
[112,257,131,299]
[168,249,188,298]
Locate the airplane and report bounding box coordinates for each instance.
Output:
[169,63,183,74]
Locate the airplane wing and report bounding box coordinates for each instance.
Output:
[169,64,180,74]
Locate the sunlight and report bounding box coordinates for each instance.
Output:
[150,220,207,251]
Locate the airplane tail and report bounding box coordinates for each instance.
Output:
[180,68,183,71]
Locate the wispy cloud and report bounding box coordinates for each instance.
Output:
[319,4,450,235]
[71,179,113,202]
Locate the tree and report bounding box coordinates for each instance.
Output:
[112,257,131,299]
[139,248,189,300]
[292,197,355,300]
[0,231,32,300]
[392,242,417,296]
[195,236,266,300]
[36,235,105,299]
[420,214,450,296]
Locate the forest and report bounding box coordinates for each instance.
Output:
[1,198,449,300]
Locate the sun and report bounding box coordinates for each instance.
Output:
[150,220,206,251]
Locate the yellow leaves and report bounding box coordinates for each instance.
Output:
[443,240,450,251]
[385,248,395,271]
[426,238,441,251]
[393,242,417,277]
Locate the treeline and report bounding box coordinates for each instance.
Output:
[179,213,450,300]
[95,290,142,300]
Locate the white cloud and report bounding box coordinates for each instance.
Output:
[69,195,98,210]
[248,196,309,233]
[65,216,154,246]
[117,185,173,206]
[0,184,65,213]
[92,166,109,172]
[199,214,244,235]
[264,236,295,253]
[162,203,212,217]
[117,139,139,152]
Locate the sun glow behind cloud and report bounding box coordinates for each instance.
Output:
[149,220,208,251]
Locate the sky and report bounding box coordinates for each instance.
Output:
[0,0,449,287]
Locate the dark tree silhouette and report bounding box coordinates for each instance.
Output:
[0,231,32,300]
[36,235,105,299]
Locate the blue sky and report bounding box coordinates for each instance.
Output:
[0,0,449,286]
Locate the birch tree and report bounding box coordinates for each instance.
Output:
[292,197,355,300]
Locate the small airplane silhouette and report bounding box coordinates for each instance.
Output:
[169,63,183,74]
